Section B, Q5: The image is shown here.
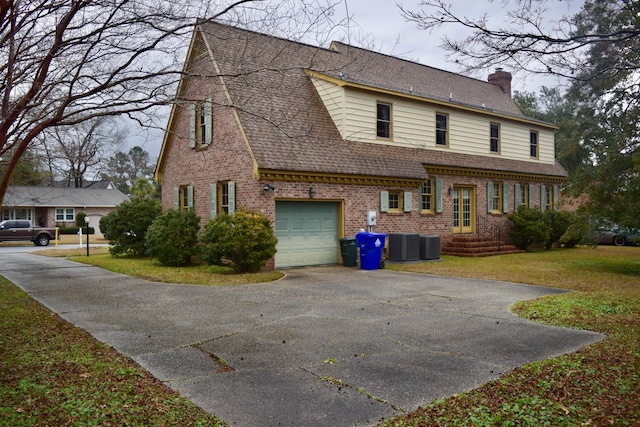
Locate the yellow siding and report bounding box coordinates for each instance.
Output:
[315,83,557,166]
[311,78,345,136]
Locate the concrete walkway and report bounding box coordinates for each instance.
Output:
[1,252,603,426]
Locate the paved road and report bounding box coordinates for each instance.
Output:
[1,252,603,426]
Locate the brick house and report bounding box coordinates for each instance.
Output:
[2,184,129,233]
[155,21,566,268]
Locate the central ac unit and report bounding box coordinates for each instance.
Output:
[388,233,420,262]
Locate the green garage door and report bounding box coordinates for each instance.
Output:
[275,201,339,268]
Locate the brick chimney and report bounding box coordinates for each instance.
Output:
[488,68,512,97]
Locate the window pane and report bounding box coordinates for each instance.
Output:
[377,103,391,138]
[388,192,399,209]
[220,182,230,214]
[530,131,538,157]
[200,106,206,143]
[436,113,447,146]
[492,183,501,211]
[421,181,432,211]
[490,124,499,152]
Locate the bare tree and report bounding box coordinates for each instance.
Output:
[40,116,125,187]
[400,0,640,83]
[0,0,346,203]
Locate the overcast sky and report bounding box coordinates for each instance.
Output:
[330,0,584,92]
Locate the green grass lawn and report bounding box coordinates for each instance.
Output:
[1,245,639,425]
[0,275,224,426]
[383,246,640,426]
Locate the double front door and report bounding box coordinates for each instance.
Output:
[452,186,476,234]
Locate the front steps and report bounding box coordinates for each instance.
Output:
[441,235,524,257]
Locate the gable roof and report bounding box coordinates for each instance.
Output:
[158,21,566,182]
[4,186,129,208]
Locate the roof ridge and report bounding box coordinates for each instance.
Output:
[200,19,339,56]
[329,40,499,88]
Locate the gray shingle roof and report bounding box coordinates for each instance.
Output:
[4,186,129,208]
[197,22,566,180]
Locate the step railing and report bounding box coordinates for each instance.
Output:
[476,215,502,251]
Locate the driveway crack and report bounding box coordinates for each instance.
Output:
[300,367,405,412]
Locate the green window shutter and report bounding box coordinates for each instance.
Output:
[189,104,196,148]
[528,184,535,208]
[540,185,547,212]
[486,182,494,213]
[553,185,560,211]
[186,186,194,209]
[380,191,389,213]
[435,178,443,213]
[403,191,412,212]
[228,181,235,214]
[209,184,217,219]
[204,98,213,145]
[514,184,522,211]
[503,182,509,213]
[173,187,179,211]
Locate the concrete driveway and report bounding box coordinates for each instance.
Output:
[1,252,603,426]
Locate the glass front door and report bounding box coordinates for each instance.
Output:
[452,186,475,234]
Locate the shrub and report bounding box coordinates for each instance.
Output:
[200,208,277,273]
[508,206,549,250]
[543,210,575,249]
[560,214,592,248]
[58,227,94,235]
[145,209,201,266]
[100,198,161,256]
[76,212,87,228]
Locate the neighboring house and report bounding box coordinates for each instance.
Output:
[45,180,120,190]
[155,21,566,269]
[2,185,129,233]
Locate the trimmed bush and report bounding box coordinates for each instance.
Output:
[508,206,549,250]
[145,209,201,266]
[200,208,277,273]
[58,227,95,235]
[76,212,87,228]
[100,198,161,256]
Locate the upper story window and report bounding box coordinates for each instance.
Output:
[490,123,500,153]
[436,112,448,146]
[189,98,212,148]
[376,102,392,139]
[530,130,539,158]
[420,180,434,213]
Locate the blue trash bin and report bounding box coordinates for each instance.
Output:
[355,232,387,270]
